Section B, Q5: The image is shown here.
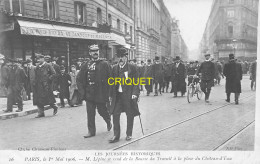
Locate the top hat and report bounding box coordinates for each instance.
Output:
[89,44,99,51]
[229,53,235,59]
[175,56,180,61]
[116,47,128,57]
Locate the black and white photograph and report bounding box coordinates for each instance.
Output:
[0,0,259,163]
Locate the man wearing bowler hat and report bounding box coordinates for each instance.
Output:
[77,44,112,138]
[108,47,140,143]
[195,53,216,103]
[223,53,242,104]
[172,56,186,97]
[152,56,164,96]
[34,53,58,117]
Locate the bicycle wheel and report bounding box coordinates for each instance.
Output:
[196,83,203,100]
[187,84,194,103]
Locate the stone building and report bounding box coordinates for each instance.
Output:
[171,18,188,61]
[200,0,258,61]
[0,0,134,66]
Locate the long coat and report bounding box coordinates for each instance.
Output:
[57,73,71,98]
[27,65,36,92]
[109,63,140,117]
[0,64,9,97]
[152,63,164,83]
[223,60,242,93]
[196,61,215,80]
[77,59,111,103]
[8,64,27,91]
[33,63,56,106]
[172,62,186,92]
[69,71,79,100]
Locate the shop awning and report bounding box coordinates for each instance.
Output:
[18,20,113,40]
[109,33,131,49]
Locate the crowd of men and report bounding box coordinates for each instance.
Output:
[0,43,257,143]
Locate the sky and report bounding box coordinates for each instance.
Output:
[163,0,213,51]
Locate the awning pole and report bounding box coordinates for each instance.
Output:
[67,41,70,73]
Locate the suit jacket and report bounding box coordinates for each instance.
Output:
[196,61,215,81]
[109,63,140,117]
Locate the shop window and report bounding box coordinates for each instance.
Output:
[117,19,120,31]
[108,14,112,25]
[228,25,233,37]
[74,2,85,23]
[97,8,102,24]
[43,0,58,19]
[227,10,234,17]
[4,0,23,14]
[124,23,127,34]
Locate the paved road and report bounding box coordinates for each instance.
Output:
[0,76,255,150]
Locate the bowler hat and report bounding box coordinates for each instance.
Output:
[229,53,235,59]
[26,58,32,63]
[204,54,210,57]
[175,56,180,60]
[116,47,128,57]
[155,56,160,60]
[60,65,65,70]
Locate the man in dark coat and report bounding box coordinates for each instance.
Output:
[144,59,153,96]
[34,54,58,118]
[108,47,140,143]
[57,65,71,107]
[77,44,112,138]
[250,60,257,90]
[187,61,199,86]
[51,57,61,92]
[163,58,172,93]
[24,59,36,100]
[152,56,164,96]
[223,54,243,104]
[3,59,27,112]
[172,56,186,97]
[196,54,216,103]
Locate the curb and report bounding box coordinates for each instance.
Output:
[0,102,64,120]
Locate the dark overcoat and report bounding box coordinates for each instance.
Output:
[33,63,56,106]
[109,63,140,117]
[172,62,186,92]
[250,61,257,80]
[223,60,242,93]
[57,73,71,98]
[196,61,215,80]
[152,63,164,83]
[76,59,111,103]
[0,64,9,97]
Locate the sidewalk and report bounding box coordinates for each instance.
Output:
[0,97,64,120]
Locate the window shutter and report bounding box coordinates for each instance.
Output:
[55,0,59,19]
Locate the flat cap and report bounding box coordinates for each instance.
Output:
[89,44,99,51]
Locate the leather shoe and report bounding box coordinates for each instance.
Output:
[235,101,239,105]
[15,109,23,112]
[225,99,230,103]
[109,136,119,143]
[53,106,58,115]
[83,133,95,138]
[107,122,112,131]
[126,136,132,141]
[35,115,45,118]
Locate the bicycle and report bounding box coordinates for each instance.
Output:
[187,75,203,103]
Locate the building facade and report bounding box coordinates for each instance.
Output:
[200,0,258,61]
[171,18,188,61]
[0,0,134,66]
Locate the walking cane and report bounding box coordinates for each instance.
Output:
[139,115,145,136]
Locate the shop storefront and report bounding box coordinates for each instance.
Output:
[0,17,114,68]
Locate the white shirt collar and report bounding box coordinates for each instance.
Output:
[39,62,46,67]
[119,62,126,69]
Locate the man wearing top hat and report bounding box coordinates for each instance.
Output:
[223,53,242,104]
[34,53,58,117]
[3,58,27,112]
[152,56,164,96]
[77,44,112,138]
[195,54,216,103]
[108,47,140,143]
[172,56,186,97]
